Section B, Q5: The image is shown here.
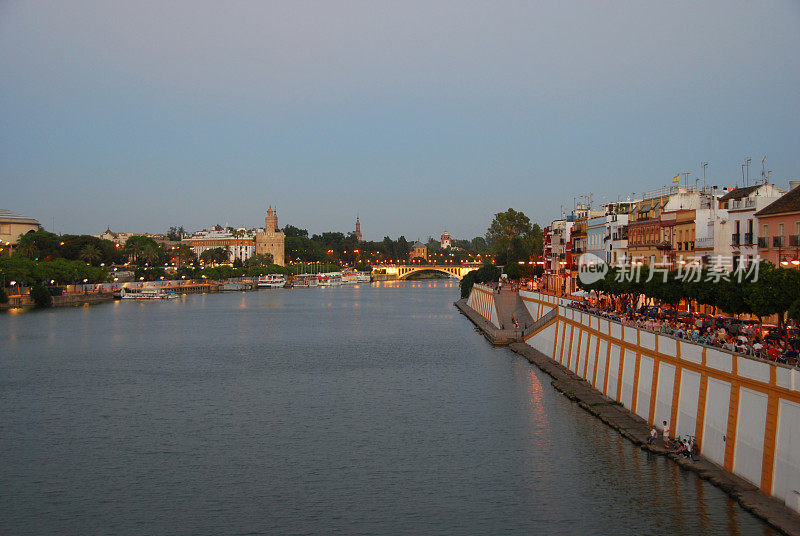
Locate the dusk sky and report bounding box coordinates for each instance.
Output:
[2,1,798,241]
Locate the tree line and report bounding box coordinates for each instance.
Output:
[577,263,800,332]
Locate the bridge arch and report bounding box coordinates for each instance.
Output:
[392,264,478,281]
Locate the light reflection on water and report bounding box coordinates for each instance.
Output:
[0,281,775,536]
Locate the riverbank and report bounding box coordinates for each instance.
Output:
[457,298,800,536]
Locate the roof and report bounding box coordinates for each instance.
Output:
[0,209,39,225]
[412,241,426,248]
[719,185,760,202]
[755,186,800,217]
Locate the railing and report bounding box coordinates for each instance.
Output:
[523,307,558,338]
[744,232,753,245]
[791,235,800,247]
[731,233,740,246]
[758,237,768,248]
[774,236,785,248]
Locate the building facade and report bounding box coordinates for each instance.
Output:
[755,181,800,268]
[410,240,427,261]
[721,184,785,268]
[0,210,40,255]
[440,231,452,249]
[185,229,257,263]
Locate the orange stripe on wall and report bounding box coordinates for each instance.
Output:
[649,357,660,424]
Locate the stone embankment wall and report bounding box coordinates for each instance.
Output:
[518,290,800,513]
[466,283,499,328]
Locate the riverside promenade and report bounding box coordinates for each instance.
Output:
[456,288,800,536]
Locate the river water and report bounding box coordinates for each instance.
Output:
[1,281,775,535]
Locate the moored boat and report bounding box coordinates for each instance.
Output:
[257,274,287,288]
[120,287,178,300]
[290,274,319,288]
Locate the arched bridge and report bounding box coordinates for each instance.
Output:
[375,264,480,280]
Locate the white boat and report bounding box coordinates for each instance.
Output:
[356,272,371,283]
[120,286,178,300]
[318,272,342,287]
[290,274,319,288]
[257,274,286,288]
[221,281,249,291]
[340,271,358,285]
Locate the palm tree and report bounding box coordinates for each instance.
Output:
[141,244,159,265]
[79,244,101,265]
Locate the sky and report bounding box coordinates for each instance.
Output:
[1,1,799,241]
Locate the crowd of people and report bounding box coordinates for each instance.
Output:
[567,299,800,367]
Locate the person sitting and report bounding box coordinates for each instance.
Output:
[646,426,657,445]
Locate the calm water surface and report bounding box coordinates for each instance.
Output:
[1,281,774,535]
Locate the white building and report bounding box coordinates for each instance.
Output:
[184,228,257,263]
[719,183,785,268]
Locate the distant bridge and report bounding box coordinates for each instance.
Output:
[374,264,480,280]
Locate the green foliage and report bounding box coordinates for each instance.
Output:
[0,256,38,285]
[36,258,108,285]
[124,235,164,266]
[133,266,167,281]
[244,264,288,277]
[282,225,308,238]
[0,286,7,304]
[460,263,502,298]
[503,262,532,280]
[16,229,58,259]
[486,208,537,263]
[30,284,52,308]
[244,253,274,267]
[199,247,229,265]
[788,299,800,323]
[744,263,799,329]
[354,262,372,272]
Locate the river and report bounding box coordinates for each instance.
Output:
[1,280,775,535]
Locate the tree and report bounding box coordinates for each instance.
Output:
[486,208,535,263]
[460,263,502,298]
[0,286,7,304]
[79,244,102,265]
[30,284,52,308]
[16,229,59,260]
[283,225,309,238]
[744,263,799,332]
[244,253,274,267]
[199,247,229,265]
[169,244,195,267]
[124,235,164,266]
[0,256,37,285]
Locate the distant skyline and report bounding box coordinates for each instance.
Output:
[2,1,799,241]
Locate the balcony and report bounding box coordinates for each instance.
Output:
[744,232,753,245]
[791,235,800,247]
[731,233,740,246]
[758,237,768,248]
[656,241,672,251]
[572,247,583,254]
[774,236,785,248]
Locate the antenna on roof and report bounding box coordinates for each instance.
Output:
[761,155,767,184]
